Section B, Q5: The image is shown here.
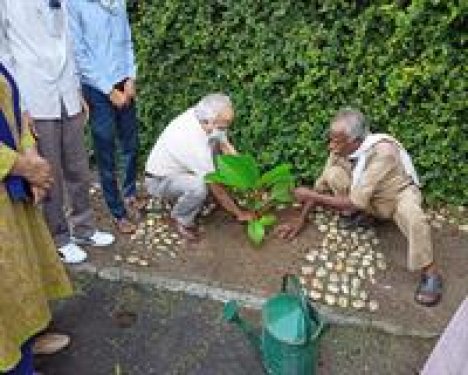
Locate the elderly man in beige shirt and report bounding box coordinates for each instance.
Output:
[277,108,442,307]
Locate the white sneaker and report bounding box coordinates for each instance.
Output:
[58,243,88,264]
[72,230,115,247]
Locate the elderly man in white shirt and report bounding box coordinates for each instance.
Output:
[145,93,254,240]
[0,0,114,264]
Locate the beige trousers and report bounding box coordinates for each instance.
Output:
[318,164,433,271]
[392,186,434,271]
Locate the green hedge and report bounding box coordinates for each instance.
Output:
[131,0,467,205]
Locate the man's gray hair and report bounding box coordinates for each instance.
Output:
[331,108,369,141]
[194,93,233,123]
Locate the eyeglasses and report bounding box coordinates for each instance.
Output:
[49,0,61,9]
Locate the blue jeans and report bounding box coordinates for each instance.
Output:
[82,84,138,219]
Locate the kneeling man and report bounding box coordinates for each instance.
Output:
[145,93,254,240]
[278,108,442,306]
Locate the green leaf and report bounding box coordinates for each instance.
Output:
[270,182,293,203]
[247,219,265,245]
[258,214,277,227]
[257,163,294,188]
[204,171,229,184]
[213,154,260,190]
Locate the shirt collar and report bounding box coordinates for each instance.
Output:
[89,0,122,13]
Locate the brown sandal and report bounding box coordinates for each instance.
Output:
[125,196,148,211]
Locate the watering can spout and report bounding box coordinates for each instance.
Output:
[223,300,261,350]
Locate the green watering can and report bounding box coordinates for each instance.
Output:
[223,274,325,375]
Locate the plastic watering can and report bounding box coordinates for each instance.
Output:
[223,274,325,375]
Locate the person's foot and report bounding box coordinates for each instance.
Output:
[114,217,137,234]
[124,195,148,211]
[71,230,115,247]
[58,243,87,264]
[32,333,70,355]
[124,196,147,221]
[415,273,443,307]
[169,218,199,241]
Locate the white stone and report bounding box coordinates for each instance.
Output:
[377,260,387,270]
[309,290,322,301]
[316,267,327,278]
[359,290,368,301]
[329,272,340,283]
[328,283,339,294]
[459,224,468,233]
[312,278,324,290]
[338,296,349,308]
[324,294,336,306]
[318,224,328,233]
[341,284,349,295]
[368,300,379,312]
[352,299,366,309]
[357,268,366,279]
[351,278,361,289]
[126,256,139,264]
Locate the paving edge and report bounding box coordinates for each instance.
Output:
[70,263,440,339]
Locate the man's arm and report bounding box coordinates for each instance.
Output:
[220,140,237,155]
[209,183,253,221]
[66,1,113,95]
[122,8,136,80]
[294,187,357,212]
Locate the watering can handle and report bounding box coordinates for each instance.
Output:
[281,273,310,311]
[281,273,303,295]
[282,274,323,333]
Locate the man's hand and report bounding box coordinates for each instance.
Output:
[109,88,127,108]
[12,151,53,190]
[293,186,318,203]
[31,185,48,204]
[124,78,136,103]
[235,210,257,222]
[274,217,306,240]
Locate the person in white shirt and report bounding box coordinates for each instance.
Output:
[145,93,254,240]
[0,0,114,264]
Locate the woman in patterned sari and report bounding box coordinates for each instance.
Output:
[0,62,73,374]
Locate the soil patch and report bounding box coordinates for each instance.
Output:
[86,187,468,336]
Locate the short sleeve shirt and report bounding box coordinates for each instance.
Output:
[349,143,414,218]
[145,108,216,178]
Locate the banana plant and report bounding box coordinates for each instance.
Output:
[205,154,294,245]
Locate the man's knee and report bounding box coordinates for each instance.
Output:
[187,180,208,201]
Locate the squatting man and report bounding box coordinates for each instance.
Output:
[276,108,442,307]
[145,93,255,241]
